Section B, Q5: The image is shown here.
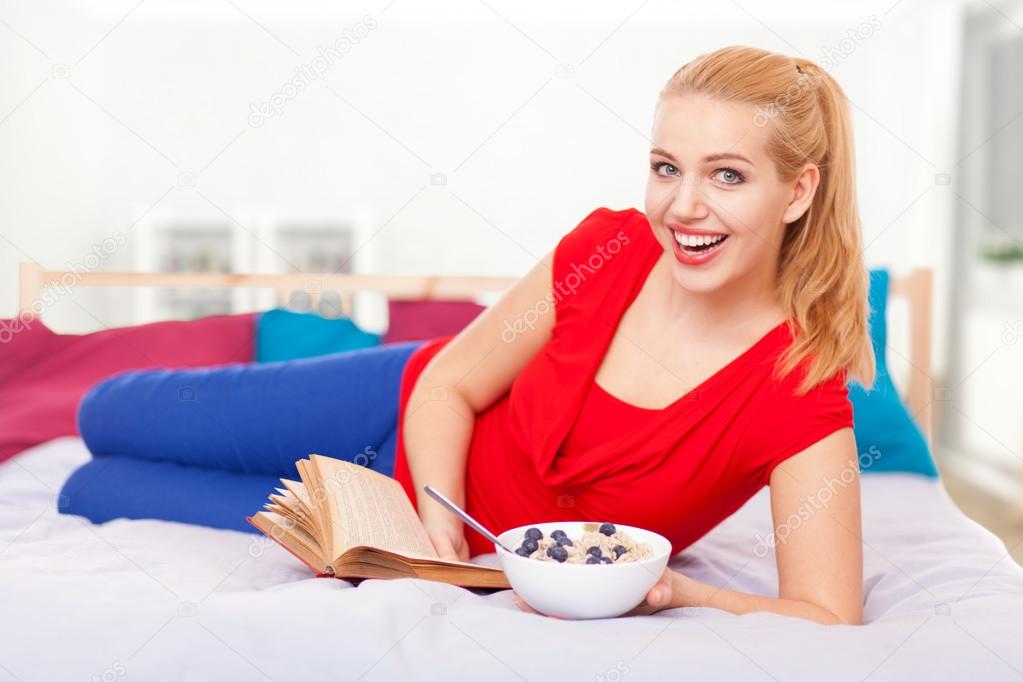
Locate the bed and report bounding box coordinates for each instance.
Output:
[3,436,1022,681]
[3,264,1022,680]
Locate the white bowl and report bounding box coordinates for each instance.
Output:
[495,521,672,619]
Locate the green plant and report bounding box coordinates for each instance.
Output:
[979,243,1023,263]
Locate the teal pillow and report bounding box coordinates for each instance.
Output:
[256,309,381,362]
[849,270,939,477]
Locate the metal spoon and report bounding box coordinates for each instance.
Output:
[423,484,514,554]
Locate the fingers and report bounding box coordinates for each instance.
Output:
[432,537,459,563]
[511,593,536,613]
[621,569,675,617]
[623,604,659,617]
[437,538,467,563]
[430,526,470,563]
[645,568,674,606]
[438,544,461,563]
[627,575,671,617]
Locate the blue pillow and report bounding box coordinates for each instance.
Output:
[256,309,380,362]
[849,269,939,477]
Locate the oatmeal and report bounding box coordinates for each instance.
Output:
[513,522,652,564]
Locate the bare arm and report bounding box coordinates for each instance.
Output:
[403,250,556,560]
[601,427,865,624]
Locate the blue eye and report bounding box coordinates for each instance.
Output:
[716,168,745,185]
[650,161,745,185]
[650,161,678,177]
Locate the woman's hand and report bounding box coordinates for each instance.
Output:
[512,567,694,618]
[625,567,692,616]
[422,514,470,563]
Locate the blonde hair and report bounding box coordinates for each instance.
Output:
[659,45,876,395]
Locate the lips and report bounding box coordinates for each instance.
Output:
[667,224,728,237]
[668,226,730,265]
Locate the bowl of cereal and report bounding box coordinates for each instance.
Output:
[495,521,672,619]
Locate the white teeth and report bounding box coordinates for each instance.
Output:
[673,231,726,247]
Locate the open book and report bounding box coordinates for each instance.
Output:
[247,454,511,589]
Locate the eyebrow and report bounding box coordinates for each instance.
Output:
[650,147,754,166]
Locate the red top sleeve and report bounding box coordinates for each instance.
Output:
[550,207,640,316]
[743,366,855,486]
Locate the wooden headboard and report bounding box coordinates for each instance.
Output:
[887,268,934,445]
[16,261,934,444]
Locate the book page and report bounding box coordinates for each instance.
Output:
[249,511,325,573]
[277,479,323,544]
[297,458,332,555]
[280,479,311,508]
[310,454,439,561]
[268,493,319,540]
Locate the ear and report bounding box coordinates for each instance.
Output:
[782,163,820,225]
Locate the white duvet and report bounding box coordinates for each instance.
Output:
[1,437,1021,681]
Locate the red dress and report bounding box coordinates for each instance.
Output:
[392,207,855,558]
[559,380,661,461]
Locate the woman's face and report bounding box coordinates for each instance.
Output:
[644,93,817,296]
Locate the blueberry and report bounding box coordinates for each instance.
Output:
[598,522,616,536]
[515,546,532,557]
[547,545,568,562]
[524,527,543,542]
[612,544,627,559]
[600,556,613,564]
[585,556,601,564]
[521,538,539,553]
[550,529,567,541]
[556,536,573,547]
[585,546,602,558]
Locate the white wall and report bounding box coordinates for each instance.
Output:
[0,0,965,357]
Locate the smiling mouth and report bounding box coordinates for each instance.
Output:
[671,229,729,254]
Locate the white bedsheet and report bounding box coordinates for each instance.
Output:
[1,437,1021,681]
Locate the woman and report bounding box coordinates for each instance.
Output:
[69,45,873,625]
[397,45,873,624]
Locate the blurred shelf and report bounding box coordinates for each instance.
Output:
[132,213,372,323]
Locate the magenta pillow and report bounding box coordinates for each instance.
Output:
[0,313,256,462]
[382,300,485,344]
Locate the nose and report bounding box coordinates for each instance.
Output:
[662,172,710,223]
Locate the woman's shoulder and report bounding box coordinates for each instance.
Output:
[551,206,649,303]
[759,341,852,415]
[554,206,645,258]
[740,354,854,482]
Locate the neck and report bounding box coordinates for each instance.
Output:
[658,254,786,338]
